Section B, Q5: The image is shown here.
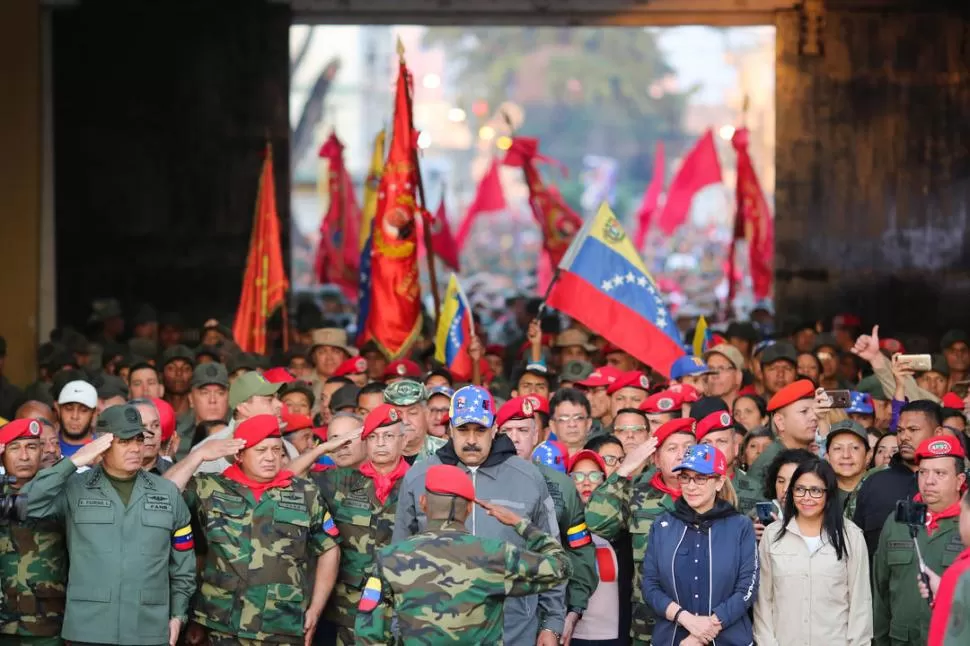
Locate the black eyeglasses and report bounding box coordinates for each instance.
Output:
[792,485,826,499]
[677,473,715,486]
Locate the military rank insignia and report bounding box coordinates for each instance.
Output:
[358,576,382,612]
[172,524,194,551]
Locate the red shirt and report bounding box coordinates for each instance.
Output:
[928,546,970,646]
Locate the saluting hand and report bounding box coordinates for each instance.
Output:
[617,435,658,478]
[196,438,247,462]
[70,434,113,468]
[318,430,359,455]
[476,499,523,527]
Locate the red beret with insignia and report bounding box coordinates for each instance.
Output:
[426,464,475,501]
[577,365,621,389]
[667,383,701,403]
[524,394,550,416]
[766,379,816,412]
[362,403,401,440]
[653,417,697,447]
[496,396,535,429]
[640,390,683,414]
[383,359,421,380]
[334,356,368,378]
[0,419,42,445]
[607,371,650,396]
[695,411,735,442]
[234,414,282,448]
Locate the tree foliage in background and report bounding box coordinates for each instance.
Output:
[422,27,694,198]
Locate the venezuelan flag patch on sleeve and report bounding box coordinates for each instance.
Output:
[323,511,339,537]
[357,576,382,613]
[172,524,194,551]
[566,522,592,549]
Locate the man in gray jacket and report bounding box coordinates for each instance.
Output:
[392,385,566,646]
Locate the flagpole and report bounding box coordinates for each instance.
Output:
[398,38,441,330]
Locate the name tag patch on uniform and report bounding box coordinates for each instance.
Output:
[172,524,194,551]
[888,540,914,550]
[145,494,173,512]
[323,511,339,537]
[567,522,592,548]
[213,492,244,505]
[343,496,371,510]
[279,491,307,512]
[78,499,112,508]
[357,576,382,612]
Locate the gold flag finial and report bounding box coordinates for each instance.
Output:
[396,37,405,61]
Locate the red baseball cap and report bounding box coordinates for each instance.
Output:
[577,365,621,389]
[695,411,735,442]
[942,392,964,409]
[334,356,368,378]
[234,414,282,448]
[766,379,816,412]
[653,418,697,447]
[0,419,42,445]
[640,390,683,414]
[607,371,650,396]
[281,411,313,435]
[568,449,607,475]
[915,436,966,463]
[262,367,296,384]
[426,464,475,501]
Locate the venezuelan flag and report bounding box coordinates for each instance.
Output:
[355,130,386,343]
[692,315,712,356]
[357,576,382,612]
[546,203,686,376]
[323,511,339,537]
[567,522,592,548]
[433,274,474,381]
[172,525,194,552]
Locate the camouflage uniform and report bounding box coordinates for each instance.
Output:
[538,465,596,618]
[355,518,571,645]
[311,467,401,646]
[185,473,340,644]
[584,472,676,645]
[0,513,67,645]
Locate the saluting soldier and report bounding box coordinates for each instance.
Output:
[0,419,68,646]
[355,464,571,645]
[164,414,341,646]
[20,405,196,646]
[313,404,408,645]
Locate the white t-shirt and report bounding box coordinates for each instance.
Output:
[801,534,823,554]
[572,534,620,641]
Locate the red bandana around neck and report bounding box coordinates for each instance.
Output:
[359,458,410,504]
[650,471,682,499]
[222,464,294,502]
[914,494,962,536]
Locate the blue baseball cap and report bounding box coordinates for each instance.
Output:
[673,443,727,476]
[670,356,712,380]
[449,385,496,428]
[428,386,455,400]
[531,440,569,473]
[846,391,874,415]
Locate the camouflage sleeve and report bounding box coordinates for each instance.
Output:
[353,559,393,645]
[583,472,631,539]
[503,519,571,598]
[168,492,197,620]
[307,481,341,556]
[20,457,75,521]
[944,570,970,646]
[871,516,893,646]
[560,483,596,613]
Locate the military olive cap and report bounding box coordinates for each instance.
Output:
[192,362,229,389]
[96,404,146,439]
[229,371,282,410]
[383,379,427,406]
[161,344,195,368]
[560,360,594,383]
[856,374,889,401]
[826,419,868,446]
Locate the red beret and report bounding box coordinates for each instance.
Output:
[915,436,966,463]
[607,371,650,396]
[766,379,816,412]
[653,417,697,447]
[640,390,683,414]
[262,367,296,384]
[568,449,607,475]
[281,411,313,435]
[942,392,964,409]
[667,383,700,403]
[312,426,328,442]
[0,419,42,445]
[880,338,906,355]
[362,403,401,440]
[383,359,421,380]
[234,414,282,448]
[151,397,176,443]
[426,464,475,501]
[496,396,536,428]
[523,394,550,416]
[695,411,735,442]
[577,365,621,389]
[334,356,368,378]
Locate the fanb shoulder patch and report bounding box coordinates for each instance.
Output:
[358,576,382,612]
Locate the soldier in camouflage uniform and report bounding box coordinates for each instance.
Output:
[355,464,571,645]
[382,380,445,465]
[585,418,696,645]
[0,419,67,646]
[164,414,341,646]
[312,404,410,646]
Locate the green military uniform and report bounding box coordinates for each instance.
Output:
[944,569,970,646]
[355,518,571,645]
[312,467,401,646]
[584,471,676,644]
[873,512,964,645]
[20,405,196,646]
[538,465,597,619]
[0,510,67,645]
[844,465,888,520]
[185,472,340,644]
[733,468,762,515]
[743,438,784,504]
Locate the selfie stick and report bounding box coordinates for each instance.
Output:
[908,525,934,605]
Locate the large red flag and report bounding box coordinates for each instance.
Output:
[233,144,289,355]
[455,158,507,252]
[655,129,722,235]
[417,198,460,272]
[729,127,775,301]
[504,137,583,268]
[361,53,422,359]
[314,132,361,301]
[632,141,665,251]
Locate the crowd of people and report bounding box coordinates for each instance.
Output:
[0,300,968,646]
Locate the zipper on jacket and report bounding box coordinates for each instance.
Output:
[470,469,477,536]
[708,530,715,646]
[669,527,688,646]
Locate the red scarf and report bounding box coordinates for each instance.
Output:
[915,494,963,536]
[649,471,682,499]
[222,464,294,502]
[359,458,409,504]
[928,547,970,646]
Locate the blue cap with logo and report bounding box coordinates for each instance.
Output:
[846,391,873,415]
[531,440,569,473]
[449,385,496,427]
[673,443,727,476]
[670,356,713,380]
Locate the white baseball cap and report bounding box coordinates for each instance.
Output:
[58,380,98,409]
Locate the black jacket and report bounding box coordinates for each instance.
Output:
[852,452,918,561]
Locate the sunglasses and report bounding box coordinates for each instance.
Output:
[570,471,605,484]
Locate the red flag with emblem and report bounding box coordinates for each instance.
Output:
[233,144,289,355]
[314,132,361,301]
[416,197,460,272]
[361,51,422,359]
[503,137,583,268]
[729,127,774,301]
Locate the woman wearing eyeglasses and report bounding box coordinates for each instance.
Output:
[753,458,872,646]
[642,444,758,646]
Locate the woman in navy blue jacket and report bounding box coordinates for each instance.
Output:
[642,443,759,646]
